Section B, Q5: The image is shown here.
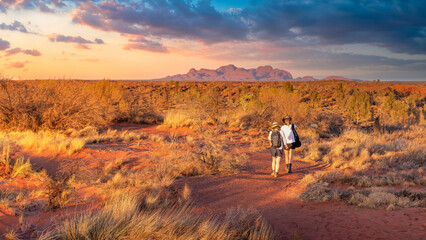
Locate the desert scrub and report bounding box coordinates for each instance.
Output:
[300,182,425,209]
[162,110,195,128]
[299,125,426,208]
[69,126,147,144]
[304,125,426,170]
[39,191,275,240]
[45,176,75,209]
[0,81,107,131]
[149,134,249,179]
[2,130,85,156]
[301,169,425,188]
[0,145,36,178]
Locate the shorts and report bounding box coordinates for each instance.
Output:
[270,148,283,157]
[285,143,296,150]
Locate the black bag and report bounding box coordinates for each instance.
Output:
[271,130,282,149]
[291,124,302,148]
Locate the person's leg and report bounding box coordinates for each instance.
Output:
[275,156,281,174]
[289,149,294,164]
[284,149,289,165]
[288,148,294,173]
[271,156,276,175]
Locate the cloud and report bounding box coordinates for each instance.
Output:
[124,37,168,53]
[22,49,41,56]
[0,0,66,13]
[70,0,426,55]
[48,33,105,49]
[8,61,27,68]
[5,48,41,56]
[71,0,249,43]
[4,48,21,56]
[242,0,426,54]
[182,40,426,80]
[0,38,10,50]
[0,20,29,33]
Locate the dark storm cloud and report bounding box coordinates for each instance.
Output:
[69,0,425,55]
[242,0,426,54]
[0,20,29,33]
[124,37,168,53]
[71,0,249,42]
[0,38,10,50]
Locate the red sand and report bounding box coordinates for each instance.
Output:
[178,151,426,240]
[1,124,424,239]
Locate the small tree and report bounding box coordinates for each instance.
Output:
[283,81,294,93]
[346,89,371,124]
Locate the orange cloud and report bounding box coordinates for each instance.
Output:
[8,61,28,68]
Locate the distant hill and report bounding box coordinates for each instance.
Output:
[159,65,362,81]
[294,76,317,81]
[161,64,293,81]
[320,76,354,81]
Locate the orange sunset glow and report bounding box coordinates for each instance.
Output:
[1,0,426,80]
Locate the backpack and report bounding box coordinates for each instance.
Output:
[271,130,282,149]
[291,124,302,148]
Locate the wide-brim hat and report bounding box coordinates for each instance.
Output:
[282,115,292,122]
[271,122,281,129]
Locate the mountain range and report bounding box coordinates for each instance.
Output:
[160,64,357,81]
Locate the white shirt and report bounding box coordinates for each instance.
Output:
[281,124,296,144]
[268,130,284,150]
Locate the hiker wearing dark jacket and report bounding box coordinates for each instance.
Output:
[268,122,284,178]
[281,116,296,173]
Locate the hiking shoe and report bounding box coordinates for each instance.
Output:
[271,171,275,176]
[274,172,278,178]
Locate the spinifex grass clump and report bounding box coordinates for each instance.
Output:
[0,145,34,178]
[39,191,275,240]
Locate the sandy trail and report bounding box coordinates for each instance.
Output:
[178,151,426,240]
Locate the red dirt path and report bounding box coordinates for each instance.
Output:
[178,151,426,240]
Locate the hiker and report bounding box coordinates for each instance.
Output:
[268,122,284,178]
[281,116,296,173]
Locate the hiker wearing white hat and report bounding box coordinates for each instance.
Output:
[281,115,296,173]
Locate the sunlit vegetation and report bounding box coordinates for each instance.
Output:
[0,79,424,238]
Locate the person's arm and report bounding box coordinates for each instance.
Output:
[280,127,287,145]
[268,131,272,146]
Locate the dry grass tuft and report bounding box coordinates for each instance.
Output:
[162,110,194,128]
[300,182,425,209]
[1,131,85,156]
[1,145,35,178]
[4,229,19,240]
[81,127,147,144]
[39,191,275,240]
[45,176,74,209]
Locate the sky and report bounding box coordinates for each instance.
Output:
[0,0,425,81]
